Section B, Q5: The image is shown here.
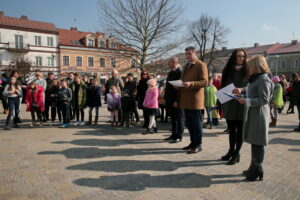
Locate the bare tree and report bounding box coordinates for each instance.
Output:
[188,14,230,72]
[97,0,183,69]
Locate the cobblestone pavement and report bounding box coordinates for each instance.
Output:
[0,104,299,200]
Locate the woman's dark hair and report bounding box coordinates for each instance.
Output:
[221,49,247,87]
[140,70,150,79]
[291,73,299,82]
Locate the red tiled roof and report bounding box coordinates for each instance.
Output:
[245,44,275,55]
[0,15,58,33]
[58,28,137,52]
[269,42,300,54]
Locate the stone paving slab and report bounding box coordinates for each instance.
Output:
[0,105,299,200]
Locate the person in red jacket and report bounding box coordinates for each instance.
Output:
[26,81,45,126]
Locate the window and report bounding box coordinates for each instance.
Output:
[99,40,105,48]
[76,56,82,66]
[15,35,23,49]
[47,57,54,66]
[293,59,299,69]
[280,60,286,68]
[62,56,69,66]
[47,37,54,47]
[88,39,94,47]
[88,57,94,67]
[0,54,2,65]
[100,58,105,67]
[36,57,42,66]
[110,42,116,49]
[111,58,116,67]
[35,36,41,46]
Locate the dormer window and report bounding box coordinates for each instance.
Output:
[99,40,106,48]
[110,42,116,49]
[88,39,94,47]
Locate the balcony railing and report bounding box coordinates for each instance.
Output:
[7,43,29,52]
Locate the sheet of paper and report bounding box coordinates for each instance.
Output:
[215,83,236,104]
[168,80,183,87]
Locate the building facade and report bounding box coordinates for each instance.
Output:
[58,27,138,79]
[0,11,59,76]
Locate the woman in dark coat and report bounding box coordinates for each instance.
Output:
[221,49,248,165]
[137,70,151,128]
[86,78,102,125]
[292,73,300,132]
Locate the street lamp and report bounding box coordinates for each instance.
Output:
[275,55,279,76]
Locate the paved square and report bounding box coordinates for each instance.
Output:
[0,105,299,200]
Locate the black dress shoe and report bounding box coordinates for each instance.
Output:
[221,152,233,161]
[164,136,174,141]
[169,138,182,143]
[182,144,192,150]
[227,154,240,165]
[187,146,202,154]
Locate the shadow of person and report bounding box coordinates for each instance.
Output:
[38,147,183,159]
[52,138,166,147]
[74,173,212,191]
[269,137,300,146]
[66,160,224,173]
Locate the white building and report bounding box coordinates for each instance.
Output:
[0,11,59,76]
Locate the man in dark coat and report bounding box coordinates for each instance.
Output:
[164,56,184,143]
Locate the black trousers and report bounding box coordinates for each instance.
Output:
[44,99,50,120]
[61,102,70,124]
[74,104,84,121]
[169,106,184,139]
[51,104,61,122]
[143,108,149,127]
[31,107,43,122]
[1,97,8,111]
[226,120,243,155]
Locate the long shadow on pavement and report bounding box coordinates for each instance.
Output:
[38,147,184,159]
[66,159,225,173]
[73,173,244,191]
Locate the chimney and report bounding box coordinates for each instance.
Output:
[0,11,4,18]
[254,43,259,47]
[291,40,298,45]
[70,27,77,31]
[222,47,227,51]
[20,15,28,20]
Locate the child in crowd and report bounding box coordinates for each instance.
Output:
[120,89,133,127]
[106,85,122,127]
[58,80,72,128]
[3,76,22,130]
[25,81,45,127]
[49,79,61,126]
[143,78,159,134]
[270,76,284,127]
[204,76,217,129]
[86,78,102,125]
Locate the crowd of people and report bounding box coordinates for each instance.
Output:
[1,46,300,182]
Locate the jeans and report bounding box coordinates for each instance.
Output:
[74,104,84,121]
[5,97,20,126]
[89,106,99,119]
[184,109,203,148]
[61,102,70,124]
[251,144,264,165]
[205,107,213,125]
[169,106,184,139]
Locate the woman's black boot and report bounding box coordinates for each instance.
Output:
[221,151,233,161]
[246,164,264,181]
[227,153,240,165]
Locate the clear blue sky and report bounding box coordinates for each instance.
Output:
[2,0,300,48]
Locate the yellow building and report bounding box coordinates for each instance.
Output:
[58,27,138,78]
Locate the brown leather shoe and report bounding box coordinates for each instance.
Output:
[187,146,202,154]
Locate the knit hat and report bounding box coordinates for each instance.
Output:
[272,76,280,83]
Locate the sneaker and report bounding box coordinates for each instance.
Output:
[30,122,37,127]
[3,110,9,114]
[39,122,43,126]
[80,122,85,126]
[4,125,12,130]
[50,122,55,127]
[74,121,80,126]
[61,123,69,128]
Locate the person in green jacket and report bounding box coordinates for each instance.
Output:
[270,76,284,127]
[204,76,217,129]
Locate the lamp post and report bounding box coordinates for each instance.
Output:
[275,55,279,76]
